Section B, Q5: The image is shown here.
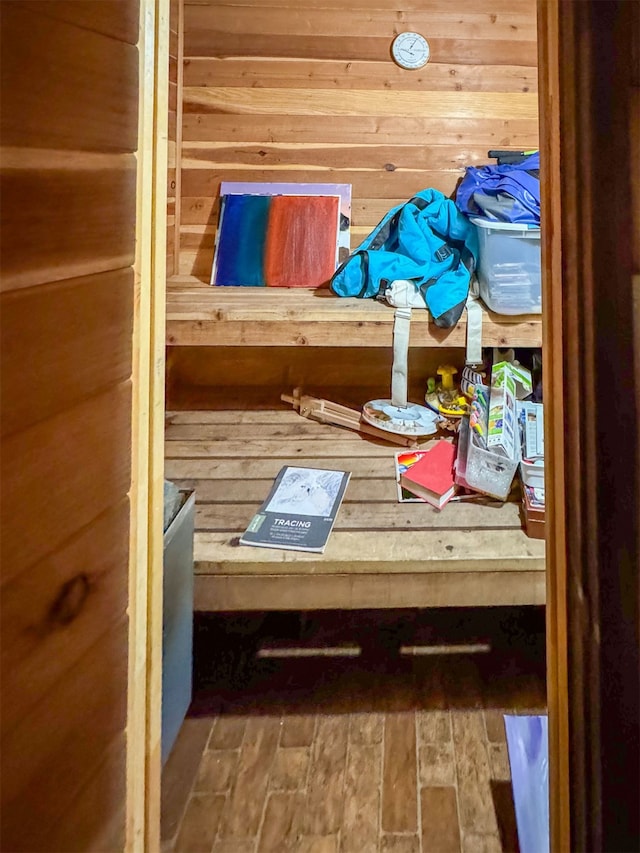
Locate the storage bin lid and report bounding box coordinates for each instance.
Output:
[470,216,540,233]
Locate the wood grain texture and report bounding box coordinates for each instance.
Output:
[189,527,542,576]
[162,717,215,841]
[195,749,240,792]
[536,3,570,849]
[191,567,544,614]
[381,836,421,853]
[0,4,138,151]
[195,502,523,531]
[182,115,539,146]
[451,711,497,836]
[341,741,382,852]
[212,840,259,853]
[170,25,179,57]
[219,717,281,838]
[1,500,129,737]
[183,88,537,119]
[127,0,170,845]
[0,269,133,437]
[165,280,542,348]
[280,716,317,748]
[168,0,179,278]
[184,4,536,42]
[304,716,349,835]
[184,33,536,67]
[184,0,532,9]
[183,58,537,92]
[174,793,226,852]
[164,409,545,611]
[1,382,132,587]
[169,80,179,111]
[0,620,128,852]
[179,167,462,206]
[9,0,139,43]
[0,0,139,848]
[420,787,461,853]
[166,648,545,850]
[418,742,456,787]
[269,748,310,791]
[0,162,136,292]
[174,0,539,275]
[258,791,305,851]
[382,713,417,832]
[167,304,478,347]
[180,141,505,170]
[208,716,248,750]
[164,598,548,849]
[45,735,126,853]
[632,93,639,274]
[168,0,184,276]
[539,2,640,850]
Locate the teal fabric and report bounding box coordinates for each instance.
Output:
[330,189,478,328]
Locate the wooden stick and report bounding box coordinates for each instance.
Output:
[281,388,419,447]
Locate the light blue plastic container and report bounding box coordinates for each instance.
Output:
[471,217,542,315]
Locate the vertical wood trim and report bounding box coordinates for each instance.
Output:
[630,29,640,797]
[127,0,169,849]
[173,0,184,275]
[536,3,570,850]
[540,1,640,850]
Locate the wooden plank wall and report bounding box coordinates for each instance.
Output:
[0,2,138,849]
[176,0,539,280]
[167,344,465,409]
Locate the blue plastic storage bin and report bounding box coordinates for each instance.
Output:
[471,217,542,315]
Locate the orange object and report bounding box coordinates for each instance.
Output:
[264,195,339,287]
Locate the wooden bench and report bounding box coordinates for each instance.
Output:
[165,276,545,611]
[166,276,543,349]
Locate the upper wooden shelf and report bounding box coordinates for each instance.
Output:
[166,275,542,348]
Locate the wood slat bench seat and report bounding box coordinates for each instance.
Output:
[165,409,546,612]
[166,275,543,348]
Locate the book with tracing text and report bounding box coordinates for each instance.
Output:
[239,465,351,553]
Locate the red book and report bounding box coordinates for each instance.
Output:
[399,440,456,509]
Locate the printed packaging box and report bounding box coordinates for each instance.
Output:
[487,361,532,460]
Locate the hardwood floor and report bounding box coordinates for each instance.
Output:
[162,608,546,853]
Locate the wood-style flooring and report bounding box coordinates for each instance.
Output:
[162,607,546,853]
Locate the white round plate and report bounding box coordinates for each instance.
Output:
[362,399,441,436]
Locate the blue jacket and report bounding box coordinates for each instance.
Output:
[455,152,540,224]
[330,189,478,328]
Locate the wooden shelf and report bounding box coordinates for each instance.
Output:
[166,276,543,348]
[165,408,546,612]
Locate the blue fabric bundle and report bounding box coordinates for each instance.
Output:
[455,152,540,225]
[330,188,478,329]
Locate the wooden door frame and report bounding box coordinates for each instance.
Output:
[539,1,639,850]
[537,3,570,847]
[127,0,169,848]
[126,0,640,849]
